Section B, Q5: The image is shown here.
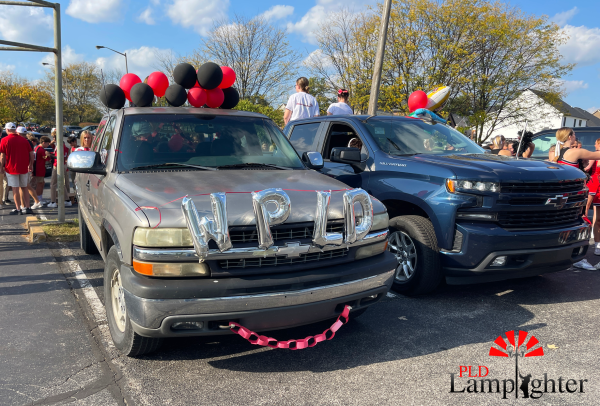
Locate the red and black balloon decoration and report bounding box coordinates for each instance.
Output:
[99,62,239,110]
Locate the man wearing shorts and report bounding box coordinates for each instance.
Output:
[0,123,34,215]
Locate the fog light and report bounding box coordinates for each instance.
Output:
[132,260,210,277]
[490,256,507,267]
[172,321,203,330]
[356,241,388,260]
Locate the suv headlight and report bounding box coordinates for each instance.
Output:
[133,227,193,247]
[446,179,499,193]
[372,212,389,230]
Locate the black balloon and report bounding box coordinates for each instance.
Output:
[130,83,154,107]
[165,84,188,107]
[99,84,125,109]
[197,62,223,90]
[173,63,197,89]
[221,87,239,109]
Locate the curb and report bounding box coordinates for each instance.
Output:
[25,216,46,243]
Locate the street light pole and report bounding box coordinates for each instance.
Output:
[54,3,65,222]
[95,45,128,73]
[367,0,392,116]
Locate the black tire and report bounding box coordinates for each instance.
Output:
[388,215,442,295]
[104,246,163,357]
[79,209,99,255]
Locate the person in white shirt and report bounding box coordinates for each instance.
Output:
[327,89,353,115]
[284,77,319,125]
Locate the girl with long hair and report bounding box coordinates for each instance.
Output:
[283,77,319,125]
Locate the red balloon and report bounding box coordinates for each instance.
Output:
[168,133,184,152]
[188,87,207,107]
[147,71,169,98]
[206,88,224,108]
[218,66,236,89]
[119,73,141,102]
[407,90,428,112]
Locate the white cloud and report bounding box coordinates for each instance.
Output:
[560,25,600,66]
[0,6,52,45]
[560,79,589,93]
[0,62,15,71]
[287,5,326,44]
[138,7,155,25]
[550,7,578,26]
[303,49,332,68]
[261,5,294,21]
[95,46,172,80]
[166,0,229,36]
[40,45,85,67]
[587,106,599,114]
[66,0,123,23]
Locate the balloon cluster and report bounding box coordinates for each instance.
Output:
[99,62,239,110]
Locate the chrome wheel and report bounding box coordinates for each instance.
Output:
[388,230,417,282]
[111,268,127,332]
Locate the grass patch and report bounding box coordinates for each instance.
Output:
[41,219,80,242]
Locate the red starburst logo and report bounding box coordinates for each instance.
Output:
[489,330,544,358]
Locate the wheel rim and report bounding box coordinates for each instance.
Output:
[388,230,417,283]
[111,268,127,332]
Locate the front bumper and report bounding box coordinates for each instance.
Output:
[120,252,396,337]
[443,222,590,284]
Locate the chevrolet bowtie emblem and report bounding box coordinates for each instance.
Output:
[276,242,311,258]
[545,194,568,209]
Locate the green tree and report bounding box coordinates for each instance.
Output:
[309,77,337,116]
[234,99,284,127]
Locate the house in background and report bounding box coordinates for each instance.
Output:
[483,90,600,140]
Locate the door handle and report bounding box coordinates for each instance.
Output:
[86,180,90,191]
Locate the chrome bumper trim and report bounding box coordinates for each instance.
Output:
[123,269,394,329]
[133,229,388,262]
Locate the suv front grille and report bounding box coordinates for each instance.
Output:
[218,248,349,269]
[501,180,584,194]
[229,222,345,243]
[497,207,581,229]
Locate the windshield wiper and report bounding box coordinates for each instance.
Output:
[130,163,217,171]
[386,138,402,151]
[216,163,292,170]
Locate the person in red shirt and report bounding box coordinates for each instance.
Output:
[0,123,34,214]
[33,136,52,203]
[48,132,71,208]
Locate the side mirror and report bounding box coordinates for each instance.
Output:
[331,147,361,163]
[67,150,106,175]
[302,151,324,170]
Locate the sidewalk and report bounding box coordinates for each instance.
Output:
[0,207,122,404]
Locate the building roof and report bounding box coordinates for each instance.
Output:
[448,113,470,128]
[572,107,600,126]
[529,89,589,119]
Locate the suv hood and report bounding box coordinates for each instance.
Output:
[115,170,385,228]
[409,153,584,182]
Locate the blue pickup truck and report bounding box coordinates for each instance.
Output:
[284,115,590,295]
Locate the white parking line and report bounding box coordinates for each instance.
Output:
[496,289,513,296]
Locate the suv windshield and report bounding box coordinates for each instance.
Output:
[116,114,304,171]
[364,118,484,155]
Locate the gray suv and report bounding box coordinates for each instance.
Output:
[68,107,396,356]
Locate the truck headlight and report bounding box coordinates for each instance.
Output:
[133,227,193,247]
[446,179,499,193]
[132,260,210,277]
[372,212,389,230]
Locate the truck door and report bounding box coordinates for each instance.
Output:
[88,115,117,232]
[287,122,324,156]
[317,121,370,189]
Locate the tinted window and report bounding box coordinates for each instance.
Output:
[289,123,319,153]
[365,119,484,155]
[97,116,116,164]
[116,114,303,171]
[577,132,600,151]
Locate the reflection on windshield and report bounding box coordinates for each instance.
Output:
[365,119,484,155]
[117,114,303,171]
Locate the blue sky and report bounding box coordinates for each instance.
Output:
[0,0,598,111]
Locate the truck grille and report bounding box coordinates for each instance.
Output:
[497,207,581,229]
[501,179,584,194]
[229,222,345,243]
[218,248,349,269]
[508,194,586,206]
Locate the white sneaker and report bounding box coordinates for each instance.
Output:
[573,259,596,270]
[64,201,72,207]
[47,202,57,208]
[20,205,25,210]
[31,202,44,209]
[595,246,600,256]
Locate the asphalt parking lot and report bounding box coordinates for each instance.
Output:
[39,239,600,405]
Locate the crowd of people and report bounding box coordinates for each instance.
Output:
[0,124,92,215]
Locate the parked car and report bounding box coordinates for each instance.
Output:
[67,107,396,356]
[531,127,600,160]
[64,125,82,136]
[74,125,98,137]
[284,115,590,295]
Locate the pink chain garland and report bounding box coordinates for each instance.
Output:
[228,305,351,350]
